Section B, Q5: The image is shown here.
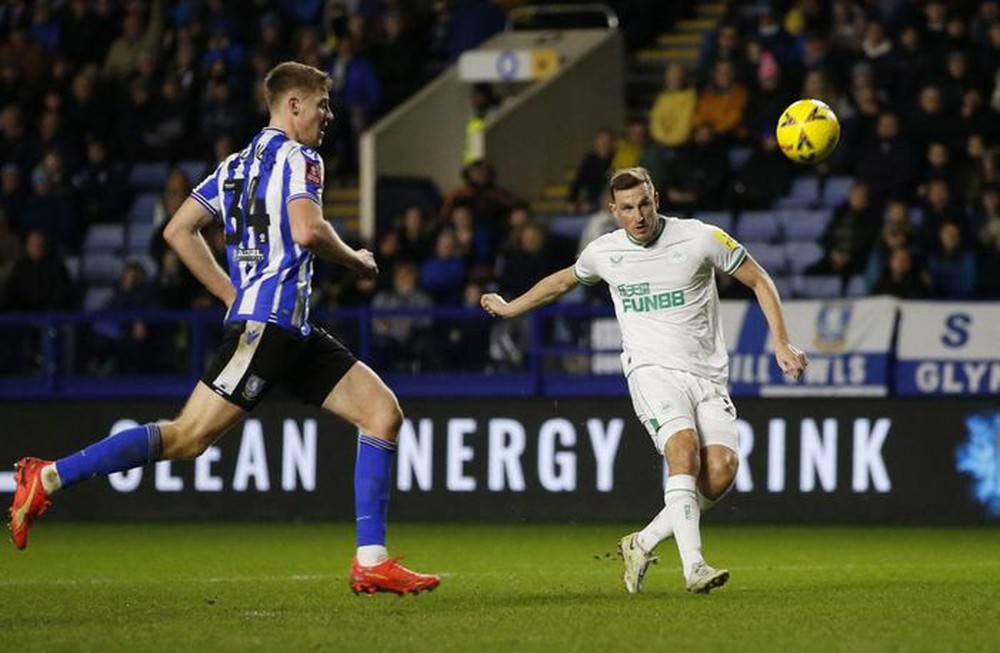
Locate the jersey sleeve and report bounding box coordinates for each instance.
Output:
[191,164,222,217]
[573,241,602,286]
[287,146,324,205]
[704,223,747,275]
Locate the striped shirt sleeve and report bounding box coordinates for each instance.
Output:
[191,163,223,217]
[287,146,324,205]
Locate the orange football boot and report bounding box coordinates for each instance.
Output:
[349,557,441,595]
[8,458,53,550]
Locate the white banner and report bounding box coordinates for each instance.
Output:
[896,302,1000,395]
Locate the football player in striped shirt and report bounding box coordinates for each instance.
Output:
[8,62,439,596]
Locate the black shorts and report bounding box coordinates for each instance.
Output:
[201,320,358,410]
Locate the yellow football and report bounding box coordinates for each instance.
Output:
[775,99,840,164]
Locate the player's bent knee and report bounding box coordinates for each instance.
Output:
[362,400,404,443]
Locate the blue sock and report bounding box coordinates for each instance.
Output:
[355,434,396,547]
[55,423,164,489]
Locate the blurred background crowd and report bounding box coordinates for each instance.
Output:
[0,0,998,334]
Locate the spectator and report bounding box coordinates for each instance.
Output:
[3,229,73,311]
[872,248,930,298]
[907,85,958,155]
[420,227,467,304]
[329,34,382,176]
[71,137,129,226]
[395,204,435,263]
[729,132,794,210]
[742,51,794,139]
[864,222,913,290]
[927,219,977,298]
[578,188,616,254]
[662,123,729,213]
[439,278,491,371]
[58,0,103,65]
[805,243,855,286]
[567,129,615,214]
[99,261,162,373]
[975,184,1000,245]
[151,168,193,262]
[20,165,77,253]
[157,248,202,310]
[854,112,916,201]
[372,10,425,113]
[102,0,165,81]
[441,159,523,241]
[0,163,25,232]
[65,68,112,144]
[611,119,666,192]
[495,222,556,299]
[976,219,1000,297]
[697,23,742,81]
[649,63,697,148]
[918,178,968,249]
[463,82,498,164]
[820,181,879,273]
[371,261,435,373]
[693,60,748,141]
[0,209,21,306]
[200,77,245,151]
[0,104,28,171]
[448,201,493,269]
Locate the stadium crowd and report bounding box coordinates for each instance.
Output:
[0,0,999,342]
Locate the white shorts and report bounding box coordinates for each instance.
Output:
[626,365,739,454]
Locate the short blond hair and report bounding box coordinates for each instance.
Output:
[609,167,654,201]
[263,61,332,109]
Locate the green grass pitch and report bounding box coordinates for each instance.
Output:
[2,523,998,652]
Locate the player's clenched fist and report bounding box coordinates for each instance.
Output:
[353,249,378,278]
[480,293,510,319]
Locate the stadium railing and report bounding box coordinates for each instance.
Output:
[0,305,626,400]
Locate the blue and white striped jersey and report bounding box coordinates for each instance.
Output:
[190,127,324,335]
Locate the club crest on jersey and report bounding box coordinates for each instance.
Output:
[242,374,266,401]
[305,161,321,185]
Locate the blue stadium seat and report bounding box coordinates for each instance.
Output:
[126,192,160,224]
[909,207,923,226]
[744,242,786,274]
[728,146,753,169]
[735,211,781,243]
[821,176,854,207]
[793,275,842,298]
[81,254,124,285]
[128,163,169,191]
[784,241,825,273]
[83,286,115,311]
[845,274,868,297]
[774,176,820,209]
[82,224,124,254]
[127,223,156,254]
[781,208,833,241]
[697,211,733,234]
[177,160,207,184]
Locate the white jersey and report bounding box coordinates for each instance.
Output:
[574,216,747,383]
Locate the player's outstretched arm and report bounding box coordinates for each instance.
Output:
[289,197,377,278]
[731,255,809,380]
[164,197,236,307]
[481,266,578,319]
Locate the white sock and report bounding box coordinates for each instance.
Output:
[636,505,672,552]
[356,545,389,566]
[664,474,703,579]
[40,463,62,495]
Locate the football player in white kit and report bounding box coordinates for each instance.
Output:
[481,167,807,594]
